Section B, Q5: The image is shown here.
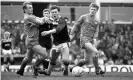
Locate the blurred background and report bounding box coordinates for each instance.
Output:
[1,0,133,66]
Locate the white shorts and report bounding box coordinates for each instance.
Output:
[2,49,12,55]
[50,43,69,59]
[52,43,68,52]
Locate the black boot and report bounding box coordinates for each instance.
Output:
[95,67,105,75]
[63,68,68,76]
[38,69,51,76]
[16,69,24,76]
[33,66,40,76]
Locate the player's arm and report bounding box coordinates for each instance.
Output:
[69,15,84,41]
[54,17,66,34]
[93,22,100,46]
[10,38,14,51]
[41,18,66,36]
[70,15,84,35]
[94,23,99,39]
[26,15,49,25]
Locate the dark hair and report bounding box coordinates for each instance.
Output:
[22,1,32,13]
[43,9,50,13]
[89,3,99,10]
[50,5,60,12]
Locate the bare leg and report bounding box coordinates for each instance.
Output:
[61,44,69,76]
[32,45,48,59]
[17,50,34,75]
[84,42,105,75]
[84,42,99,69]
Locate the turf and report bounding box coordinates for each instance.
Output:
[1,72,133,80]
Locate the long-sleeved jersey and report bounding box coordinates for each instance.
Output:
[52,17,70,45]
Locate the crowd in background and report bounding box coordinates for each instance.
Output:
[98,20,133,65]
[1,20,133,65]
[1,21,26,55]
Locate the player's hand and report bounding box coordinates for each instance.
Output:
[69,34,75,41]
[41,31,50,36]
[93,39,100,47]
[43,17,51,23]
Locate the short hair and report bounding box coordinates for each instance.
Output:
[43,9,50,13]
[89,3,99,10]
[50,5,60,12]
[22,1,32,13]
[4,31,10,35]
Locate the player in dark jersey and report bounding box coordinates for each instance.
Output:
[1,31,14,72]
[33,9,53,76]
[38,5,70,76]
[70,3,105,75]
[16,1,51,76]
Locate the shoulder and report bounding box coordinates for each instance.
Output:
[24,14,35,21]
[59,17,66,23]
[80,14,86,19]
[24,14,29,20]
[82,14,89,18]
[59,17,65,21]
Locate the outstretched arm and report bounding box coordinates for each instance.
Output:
[26,15,50,25]
[41,17,66,36]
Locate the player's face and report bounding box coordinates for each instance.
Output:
[89,7,98,16]
[43,11,50,18]
[25,4,33,14]
[4,34,10,39]
[51,9,59,20]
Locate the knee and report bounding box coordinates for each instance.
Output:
[49,49,60,65]
[25,57,31,63]
[62,60,69,66]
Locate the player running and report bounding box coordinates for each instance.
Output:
[70,3,105,75]
[38,5,70,76]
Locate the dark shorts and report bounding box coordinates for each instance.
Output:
[26,38,39,49]
[39,37,52,50]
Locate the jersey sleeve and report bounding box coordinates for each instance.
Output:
[70,15,84,35]
[55,17,66,34]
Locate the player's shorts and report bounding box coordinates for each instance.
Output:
[80,36,93,49]
[26,37,39,49]
[2,49,12,55]
[39,37,52,50]
[51,43,68,53]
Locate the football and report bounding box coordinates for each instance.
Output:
[72,66,84,77]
